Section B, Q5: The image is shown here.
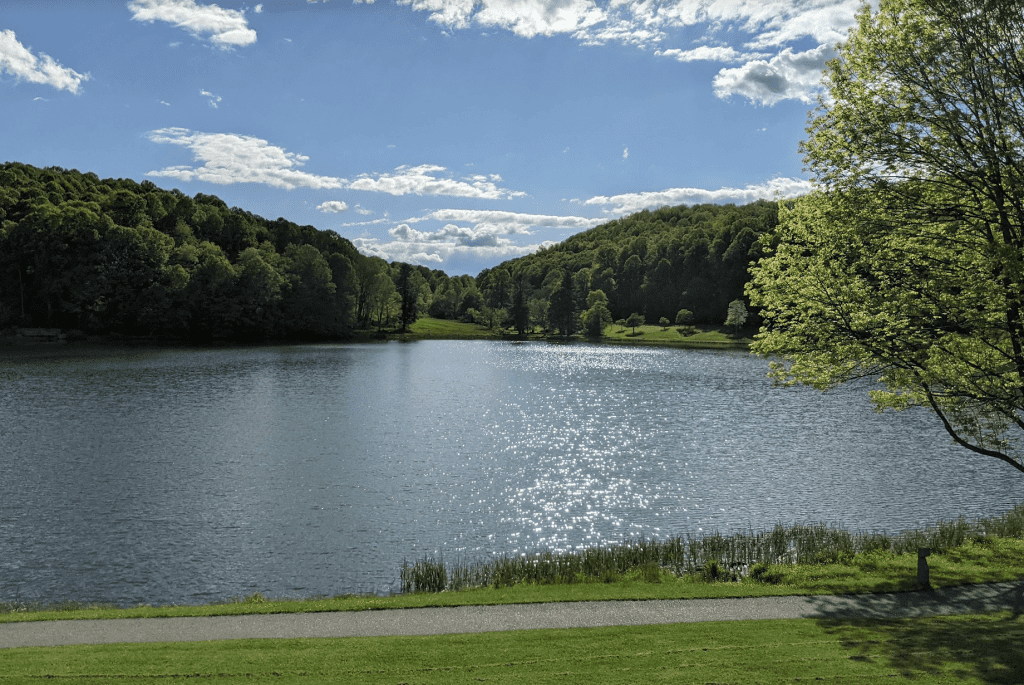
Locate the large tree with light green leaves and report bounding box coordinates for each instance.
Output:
[747,0,1024,474]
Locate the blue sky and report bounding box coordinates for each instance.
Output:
[1,0,868,276]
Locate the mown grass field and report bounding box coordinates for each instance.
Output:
[601,322,751,347]
[2,611,1022,683]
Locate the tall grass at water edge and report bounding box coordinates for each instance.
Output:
[400,503,1024,593]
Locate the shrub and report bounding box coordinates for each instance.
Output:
[749,563,784,584]
[640,561,662,583]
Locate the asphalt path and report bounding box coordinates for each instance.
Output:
[2,581,1023,649]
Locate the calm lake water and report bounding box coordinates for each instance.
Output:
[1,340,1020,606]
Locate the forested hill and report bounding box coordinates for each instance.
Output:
[0,162,779,342]
[476,200,778,326]
[0,162,380,341]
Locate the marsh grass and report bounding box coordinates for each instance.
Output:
[400,503,1024,593]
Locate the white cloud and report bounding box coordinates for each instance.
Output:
[416,208,601,231]
[352,208,591,267]
[127,0,257,49]
[740,0,864,50]
[657,45,761,64]
[317,200,350,213]
[354,205,373,215]
[254,4,263,13]
[585,177,813,214]
[145,128,348,189]
[472,0,605,38]
[353,232,554,267]
[349,164,527,199]
[713,43,836,106]
[622,147,628,160]
[160,99,171,106]
[380,0,865,104]
[0,30,90,94]
[385,1,863,51]
[200,88,222,108]
[144,128,526,201]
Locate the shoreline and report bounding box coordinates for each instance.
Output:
[4,503,1023,622]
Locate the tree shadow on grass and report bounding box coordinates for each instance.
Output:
[810,582,1024,683]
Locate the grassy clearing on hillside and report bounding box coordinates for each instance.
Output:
[3,613,1022,683]
[601,323,751,347]
[400,317,497,339]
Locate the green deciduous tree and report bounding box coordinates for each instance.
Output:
[747,0,1024,474]
[724,299,747,334]
[625,312,644,335]
[546,270,577,337]
[581,289,612,338]
[510,272,531,335]
[397,262,418,333]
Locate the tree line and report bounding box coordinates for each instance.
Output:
[0,161,773,342]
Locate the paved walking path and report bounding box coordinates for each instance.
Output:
[2,581,1023,649]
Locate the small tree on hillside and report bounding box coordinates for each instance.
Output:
[581,289,613,337]
[724,299,748,335]
[675,309,693,325]
[625,312,645,335]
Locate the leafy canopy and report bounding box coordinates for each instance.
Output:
[748,0,1024,473]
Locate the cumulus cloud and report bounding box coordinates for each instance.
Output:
[144,128,528,200]
[145,128,348,189]
[585,177,813,215]
[713,44,837,106]
[128,0,257,49]
[375,0,865,104]
[0,29,90,94]
[349,164,527,199]
[317,200,349,213]
[351,207,593,267]
[353,232,554,267]
[382,0,863,50]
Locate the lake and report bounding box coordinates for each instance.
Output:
[1,340,1020,606]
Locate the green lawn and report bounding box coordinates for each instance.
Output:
[401,317,498,339]
[2,613,1022,683]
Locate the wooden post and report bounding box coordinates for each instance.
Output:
[917,548,931,588]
